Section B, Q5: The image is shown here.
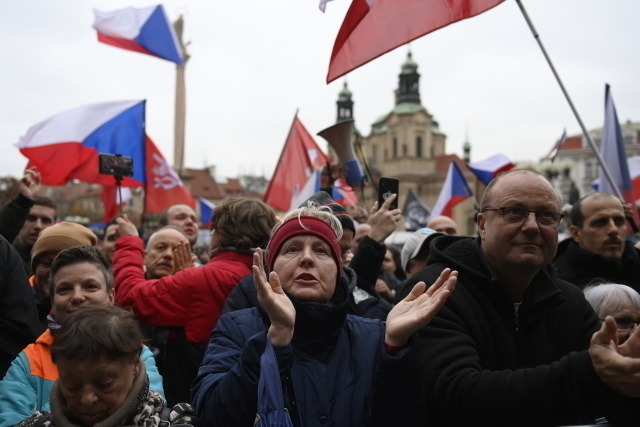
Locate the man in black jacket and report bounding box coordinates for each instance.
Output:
[400,170,640,426]
[553,192,640,291]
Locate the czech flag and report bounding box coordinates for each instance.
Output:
[16,101,195,222]
[467,153,515,186]
[430,162,473,218]
[93,5,184,65]
[199,197,215,228]
[16,100,147,187]
[599,84,633,204]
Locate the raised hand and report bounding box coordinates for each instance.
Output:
[384,268,457,348]
[253,248,295,347]
[589,316,640,397]
[368,193,402,243]
[173,241,196,273]
[115,214,139,238]
[19,167,42,200]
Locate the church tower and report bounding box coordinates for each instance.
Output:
[395,51,421,105]
[336,81,354,123]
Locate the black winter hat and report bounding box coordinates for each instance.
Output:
[300,191,356,235]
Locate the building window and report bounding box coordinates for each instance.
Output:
[416,136,423,158]
[585,161,595,179]
[402,145,407,156]
[393,138,398,158]
[372,145,378,166]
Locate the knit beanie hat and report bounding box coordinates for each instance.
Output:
[300,191,355,235]
[267,216,342,284]
[31,222,97,270]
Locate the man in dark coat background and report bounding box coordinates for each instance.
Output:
[553,191,640,291]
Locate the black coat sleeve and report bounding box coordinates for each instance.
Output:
[348,236,385,294]
[0,194,33,244]
[0,235,39,378]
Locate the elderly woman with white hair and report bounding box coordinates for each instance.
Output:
[584,283,640,345]
[193,205,457,426]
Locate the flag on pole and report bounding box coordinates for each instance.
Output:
[263,115,356,212]
[467,153,515,186]
[199,197,215,228]
[548,128,567,163]
[144,136,195,213]
[593,156,640,201]
[16,100,194,222]
[327,0,505,83]
[599,84,633,203]
[93,5,184,65]
[16,100,147,187]
[403,188,431,231]
[430,162,473,218]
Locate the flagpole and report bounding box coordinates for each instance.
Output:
[515,0,623,200]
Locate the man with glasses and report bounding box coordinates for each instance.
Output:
[399,169,640,426]
[553,192,640,292]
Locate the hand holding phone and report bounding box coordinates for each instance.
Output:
[378,177,399,210]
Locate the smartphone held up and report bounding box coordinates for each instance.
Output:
[378,176,399,210]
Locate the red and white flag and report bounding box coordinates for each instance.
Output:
[263,116,332,212]
[327,0,505,83]
[145,136,195,213]
[263,115,357,212]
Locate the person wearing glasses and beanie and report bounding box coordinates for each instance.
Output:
[399,169,640,426]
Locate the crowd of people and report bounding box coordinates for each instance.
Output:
[1,167,640,426]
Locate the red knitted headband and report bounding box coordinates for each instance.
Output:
[267,216,342,275]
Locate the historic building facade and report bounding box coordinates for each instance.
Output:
[536,121,640,205]
[331,52,478,235]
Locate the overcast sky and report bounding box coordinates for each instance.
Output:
[2,0,639,183]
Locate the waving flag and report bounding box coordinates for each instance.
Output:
[16,100,146,187]
[199,197,215,228]
[467,153,515,186]
[264,115,356,212]
[93,5,184,65]
[430,162,473,218]
[145,136,195,213]
[599,84,633,203]
[16,100,194,222]
[327,0,505,83]
[403,188,431,231]
[593,156,640,201]
[547,128,567,163]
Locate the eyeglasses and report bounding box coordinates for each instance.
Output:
[600,317,640,332]
[482,207,564,229]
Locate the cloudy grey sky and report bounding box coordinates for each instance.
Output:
[2,0,639,182]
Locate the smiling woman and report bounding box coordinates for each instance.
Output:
[193,205,457,426]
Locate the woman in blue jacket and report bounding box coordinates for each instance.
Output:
[192,206,456,426]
